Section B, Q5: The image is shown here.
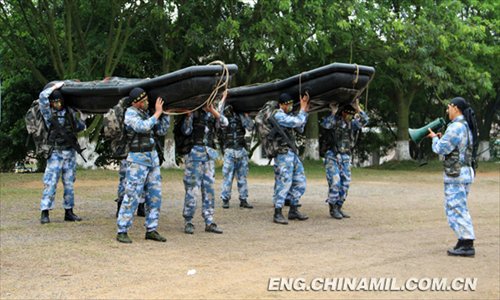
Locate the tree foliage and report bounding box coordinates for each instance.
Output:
[0,0,497,170]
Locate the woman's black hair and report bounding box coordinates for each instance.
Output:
[451,97,479,160]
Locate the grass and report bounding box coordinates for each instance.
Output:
[1,159,497,187]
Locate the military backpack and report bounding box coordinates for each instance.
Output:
[102,97,129,158]
[254,101,281,159]
[25,99,52,158]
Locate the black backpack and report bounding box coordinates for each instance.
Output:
[173,115,193,162]
[318,124,332,158]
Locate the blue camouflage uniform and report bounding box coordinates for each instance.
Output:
[182,111,228,225]
[116,107,169,234]
[39,86,86,211]
[320,111,369,207]
[117,159,145,205]
[432,115,475,240]
[273,109,308,208]
[220,114,254,204]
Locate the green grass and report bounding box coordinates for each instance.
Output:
[1,159,497,186]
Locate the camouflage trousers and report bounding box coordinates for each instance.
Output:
[444,183,475,240]
[183,159,215,225]
[324,153,351,206]
[117,162,163,233]
[273,151,306,208]
[40,150,77,211]
[117,159,144,204]
[221,148,249,203]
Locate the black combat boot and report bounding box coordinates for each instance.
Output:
[338,205,350,218]
[447,239,475,257]
[329,204,343,219]
[115,199,122,218]
[40,210,50,224]
[239,200,253,209]
[222,200,230,209]
[205,223,223,234]
[288,205,308,220]
[137,203,146,217]
[273,207,288,224]
[64,208,82,222]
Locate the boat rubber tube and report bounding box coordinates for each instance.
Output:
[53,64,238,113]
[225,63,375,113]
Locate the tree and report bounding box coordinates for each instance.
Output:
[0,0,154,168]
[360,0,495,160]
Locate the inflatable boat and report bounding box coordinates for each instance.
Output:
[225,63,375,113]
[57,64,238,113]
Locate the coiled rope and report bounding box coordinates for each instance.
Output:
[166,60,230,115]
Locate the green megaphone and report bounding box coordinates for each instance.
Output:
[409,117,446,144]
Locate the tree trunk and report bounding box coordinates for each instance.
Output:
[304,113,319,160]
[394,88,414,160]
[477,140,491,161]
[162,127,178,168]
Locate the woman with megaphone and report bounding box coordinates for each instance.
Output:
[427,97,479,257]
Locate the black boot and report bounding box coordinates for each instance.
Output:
[329,204,343,219]
[64,208,82,222]
[115,199,122,218]
[40,210,50,224]
[239,200,253,209]
[273,207,288,225]
[338,205,350,218]
[447,239,475,257]
[288,205,308,220]
[137,203,146,217]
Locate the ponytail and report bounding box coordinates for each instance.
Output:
[463,107,479,161]
[450,96,479,169]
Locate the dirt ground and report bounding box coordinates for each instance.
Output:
[0,168,499,299]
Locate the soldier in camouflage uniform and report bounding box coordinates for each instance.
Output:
[181,99,228,234]
[320,99,369,219]
[271,92,310,225]
[220,104,254,209]
[39,82,86,224]
[116,88,170,243]
[428,97,478,257]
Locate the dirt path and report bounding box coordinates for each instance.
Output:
[0,170,498,299]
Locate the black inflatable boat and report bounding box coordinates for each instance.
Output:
[225,63,375,113]
[57,64,238,114]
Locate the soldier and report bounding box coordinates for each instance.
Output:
[39,81,86,224]
[219,103,254,209]
[271,92,310,225]
[181,100,228,234]
[320,99,369,219]
[428,97,478,257]
[116,87,170,243]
